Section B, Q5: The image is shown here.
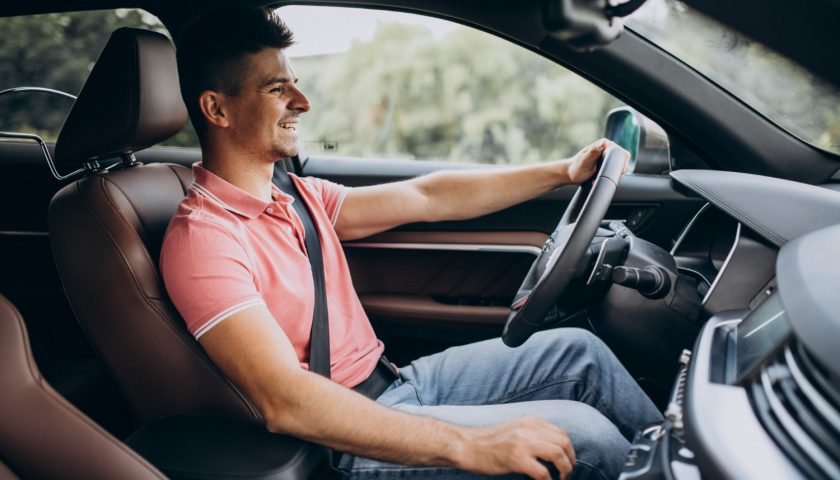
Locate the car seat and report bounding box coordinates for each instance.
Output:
[47,27,258,424]
[0,293,165,479]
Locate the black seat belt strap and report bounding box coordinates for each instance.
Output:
[272,168,330,379]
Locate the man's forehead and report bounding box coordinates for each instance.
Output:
[245,48,297,84]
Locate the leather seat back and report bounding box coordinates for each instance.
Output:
[48,28,258,423]
[0,294,165,479]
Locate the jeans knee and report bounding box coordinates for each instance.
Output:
[540,328,609,358]
[561,403,630,479]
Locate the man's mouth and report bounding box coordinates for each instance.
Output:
[278,122,297,131]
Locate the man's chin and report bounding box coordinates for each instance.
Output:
[274,144,300,159]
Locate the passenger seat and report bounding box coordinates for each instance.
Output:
[0,294,164,479]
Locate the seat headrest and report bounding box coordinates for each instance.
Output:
[54,28,187,170]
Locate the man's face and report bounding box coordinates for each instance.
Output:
[224,48,310,160]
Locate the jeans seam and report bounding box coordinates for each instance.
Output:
[493,376,621,432]
[405,380,424,405]
[493,376,586,405]
[575,459,612,480]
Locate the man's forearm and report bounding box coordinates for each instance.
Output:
[415,160,572,223]
[264,369,468,467]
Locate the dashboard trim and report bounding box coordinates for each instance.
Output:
[670,202,711,255]
[701,222,741,306]
[343,242,542,256]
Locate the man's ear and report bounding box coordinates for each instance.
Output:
[198,91,230,129]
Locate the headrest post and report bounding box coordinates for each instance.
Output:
[120,153,141,169]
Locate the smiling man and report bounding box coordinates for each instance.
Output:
[161,7,662,480]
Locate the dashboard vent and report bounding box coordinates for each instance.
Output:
[749,340,840,480]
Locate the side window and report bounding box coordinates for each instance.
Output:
[279,6,622,165]
[0,9,197,147]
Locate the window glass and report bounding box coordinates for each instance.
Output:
[627,0,840,155]
[279,6,623,164]
[0,9,197,147]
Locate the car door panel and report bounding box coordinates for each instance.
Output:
[346,231,546,332]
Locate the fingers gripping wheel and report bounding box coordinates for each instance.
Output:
[502,147,625,347]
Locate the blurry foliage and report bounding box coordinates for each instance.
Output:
[7,4,836,166]
[294,24,622,164]
[0,9,197,147]
[628,0,840,153]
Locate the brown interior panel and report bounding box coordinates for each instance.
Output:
[351,230,548,247]
[360,294,509,326]
[345,232,546,296]
[344,231,546,327]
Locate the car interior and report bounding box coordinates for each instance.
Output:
[1,0,839,479]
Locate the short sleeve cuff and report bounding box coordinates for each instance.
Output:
[193,298,265,339]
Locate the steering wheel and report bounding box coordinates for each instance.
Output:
[502,146,626,347]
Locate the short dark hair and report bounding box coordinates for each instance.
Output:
[176,7,295,144]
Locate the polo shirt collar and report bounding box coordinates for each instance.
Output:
[192,162,291,219]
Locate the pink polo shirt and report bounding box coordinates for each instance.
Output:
[160,163,383,388]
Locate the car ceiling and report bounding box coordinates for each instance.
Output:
[3,0,840,183]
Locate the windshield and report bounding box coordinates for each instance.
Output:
[626,0,840,155]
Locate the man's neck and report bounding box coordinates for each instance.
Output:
[201,143,276,202]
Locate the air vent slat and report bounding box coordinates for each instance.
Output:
[784,347,840,447]
[776,369,840,460]
[750,379,825,480]
[761,368,840,478]
[794,341,840,410]
[749,340,840,480]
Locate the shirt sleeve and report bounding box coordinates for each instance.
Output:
[160,217,264,339]
[299,176,348,225]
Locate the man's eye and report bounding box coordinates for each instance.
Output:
[270,87,283,93]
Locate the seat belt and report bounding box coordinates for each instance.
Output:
[272,167,331,379]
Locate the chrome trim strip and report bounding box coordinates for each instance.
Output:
[702,222,741,305]
[670,202,711,255]
[675,266,712,288]
[344,242,541,256]
[0,86,76,101]
[0,131,87,181]
[0,230,49,237]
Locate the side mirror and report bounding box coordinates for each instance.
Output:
[604,106,670,174]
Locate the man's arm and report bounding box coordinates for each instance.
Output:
[335,139,621,241]
[200,305,575,479]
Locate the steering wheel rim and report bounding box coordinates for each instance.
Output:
[501,147,626,347]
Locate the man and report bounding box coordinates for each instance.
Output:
[161,7,663,480]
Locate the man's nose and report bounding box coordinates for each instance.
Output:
[290,86,311,113]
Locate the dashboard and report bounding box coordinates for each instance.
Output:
[618,170,840,480]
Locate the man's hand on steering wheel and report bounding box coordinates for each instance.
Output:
[565,138,630,184]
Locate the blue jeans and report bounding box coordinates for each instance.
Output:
[338,328,664,479]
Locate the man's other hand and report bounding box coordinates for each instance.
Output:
[565,138,631,185]
[455,415,576,480]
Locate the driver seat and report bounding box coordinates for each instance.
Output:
[48,28,258,424]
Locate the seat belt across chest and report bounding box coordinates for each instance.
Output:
[272,168,331,379]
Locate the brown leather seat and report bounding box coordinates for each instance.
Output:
[48,28,258,424]
[0,294,165,479]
